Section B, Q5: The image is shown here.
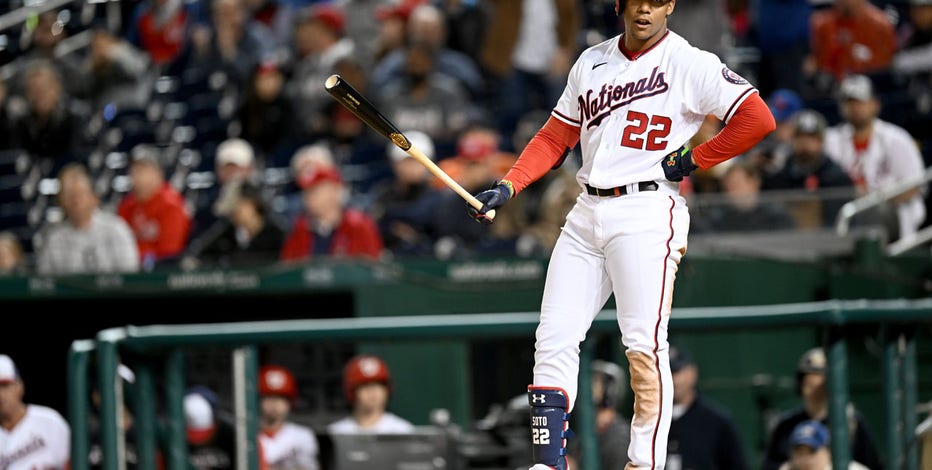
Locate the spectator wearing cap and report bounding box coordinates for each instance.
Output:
[117,144,193,270]
[183,182,285,269]
[33,162,140,275]
[188,137,262,240]
[664,344,750,470]
[809,0,896,84]
[762,109,854,228]
[327,355,415,434]
[0,354,71,470]
[762,347,883,470]
[287,3,355,141]
[366,130,445,258]
[185,386,246,470]
[280,165,383,262]
[281,143,337,228]
[778,420,870,470]
[823,74,927,240]
[257,365,320,470]
[752,89,804,176]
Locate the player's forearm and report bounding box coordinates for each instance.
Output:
[691,92,775,170]
[503,116,580,195]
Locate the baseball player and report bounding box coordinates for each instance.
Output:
[257,365,320,470]
[0,354,71,470]
[327,355,415,434]
[467,0,776,468]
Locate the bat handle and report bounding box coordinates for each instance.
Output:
[407,146,497,221]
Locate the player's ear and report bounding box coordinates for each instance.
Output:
[666,0,675,15]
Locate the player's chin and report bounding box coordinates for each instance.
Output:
[630,27,662,41]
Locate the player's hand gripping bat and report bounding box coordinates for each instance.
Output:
[324,74,495,221]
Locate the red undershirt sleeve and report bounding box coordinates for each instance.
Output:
[502,116,581,195]
[691,92,776,170]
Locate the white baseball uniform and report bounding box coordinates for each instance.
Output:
[534,29,757,469]
[822,118,927,238]
[259,422,320,470]
[0,404,71,470]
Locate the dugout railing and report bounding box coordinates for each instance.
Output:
[69,298,932,470]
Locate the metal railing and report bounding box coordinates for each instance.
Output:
[835,166,932,257]
[69,298,932,470]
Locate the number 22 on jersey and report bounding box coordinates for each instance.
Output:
[620,110,671,151]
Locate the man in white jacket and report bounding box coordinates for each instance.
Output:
[823,74,927,239]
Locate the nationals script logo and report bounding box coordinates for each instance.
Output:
[578,66,669,129]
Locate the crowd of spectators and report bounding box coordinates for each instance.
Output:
[0,0,930,276]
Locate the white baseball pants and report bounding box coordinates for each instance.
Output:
[531,181,689,470]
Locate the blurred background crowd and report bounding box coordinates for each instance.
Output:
[0,0,929,275]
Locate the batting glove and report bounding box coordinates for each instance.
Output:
[468,180,514,225]
[661,144,698,182]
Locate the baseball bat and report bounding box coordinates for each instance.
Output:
[323,74,495,220]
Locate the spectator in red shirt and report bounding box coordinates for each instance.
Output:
[809,0,897,83]
[117,144,193,269]
[280,165,383,262]
[126,0,199,68]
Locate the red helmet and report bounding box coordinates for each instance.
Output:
[258,365,298,401]
[343,355,392,404]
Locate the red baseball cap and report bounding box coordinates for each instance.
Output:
[343,355,392,404]
[375,0,423,21]
[457,130,499,162]
[258,365,298,402]
[303,3,345,34]
[297,166,343,189]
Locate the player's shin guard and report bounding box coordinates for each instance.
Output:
[527,386,572,470]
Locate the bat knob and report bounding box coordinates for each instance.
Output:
[485,209,496,220]
[325,74,341,89]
